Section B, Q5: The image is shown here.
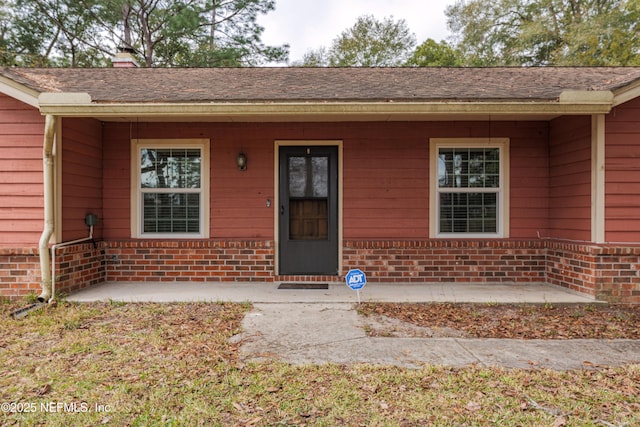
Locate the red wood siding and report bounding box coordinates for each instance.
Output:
[103,122,276,239]
[102,124,131,239]
[341,123,429,239]
[606,97,640,242]
[61,118,103,241]
[0,94,44,247]
[548,115,592,241]
[502,122,549,238]
[102,121,550,240]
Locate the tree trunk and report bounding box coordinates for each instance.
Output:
[122,2,133,49]
[210,1,217,50]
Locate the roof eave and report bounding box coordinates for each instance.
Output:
[0,75,40,108]
[612,80,640,107]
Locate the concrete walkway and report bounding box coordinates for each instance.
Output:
[232,303,640,369]
[68,282,640,370]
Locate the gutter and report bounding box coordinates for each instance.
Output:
[37,91,615,120]
[38,115,57,303]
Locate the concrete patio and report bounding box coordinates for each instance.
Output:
[67,281,599,304]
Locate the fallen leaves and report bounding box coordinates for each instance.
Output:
[358,303,640,339]
[35,383,51,396]
[1,301,639,426]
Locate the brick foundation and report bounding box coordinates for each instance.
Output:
[1,239,639,303]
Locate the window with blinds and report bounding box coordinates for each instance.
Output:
[431,139,509,238]
[133,140,209,238]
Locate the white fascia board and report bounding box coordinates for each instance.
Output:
[611,81,640,107]
[38,99,613,118]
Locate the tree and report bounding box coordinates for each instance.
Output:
[300,15,416,67]
[1,0,288,67]
[144,0,288,67]
[20,0,110,67]
[297,47,329,67]
[108,0,206,67]
[446,0,640,66]
[0,1,18,65]
[329,15,416,66]
[405,39,464,67]
[8,0,63,66]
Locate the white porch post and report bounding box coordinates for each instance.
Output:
[591,114,606,244]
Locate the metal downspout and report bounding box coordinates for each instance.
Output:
[38,115,57,303]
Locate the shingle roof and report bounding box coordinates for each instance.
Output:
[2,67,640,104]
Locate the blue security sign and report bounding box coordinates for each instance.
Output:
[345,269,367,290]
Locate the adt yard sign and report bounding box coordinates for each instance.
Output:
[345,269,367,290]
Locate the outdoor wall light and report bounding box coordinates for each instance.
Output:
[237,151,247,171]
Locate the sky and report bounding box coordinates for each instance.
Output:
[258,0,458,64]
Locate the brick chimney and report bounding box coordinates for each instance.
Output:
[112,47,139,68]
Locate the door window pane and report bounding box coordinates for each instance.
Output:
[288,157,307,197]
[312,157,328,197]
[288,156,329,198]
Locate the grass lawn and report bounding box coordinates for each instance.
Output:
[1,300,639,426]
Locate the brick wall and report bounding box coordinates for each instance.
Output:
[104,240,274,282]
[343,240,547,282]
[0,248,41,298]
[547,242,640,304]
[547,241,598,296]
[594,247,640,303]
[54,242,106,295]
[1,239,639,303]
[102,240,550,285]
[0,244,106,300]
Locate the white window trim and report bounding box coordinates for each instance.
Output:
[131,139,210,239]
[429,138,510,238]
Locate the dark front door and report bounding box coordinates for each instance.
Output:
[279,146,338,275]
